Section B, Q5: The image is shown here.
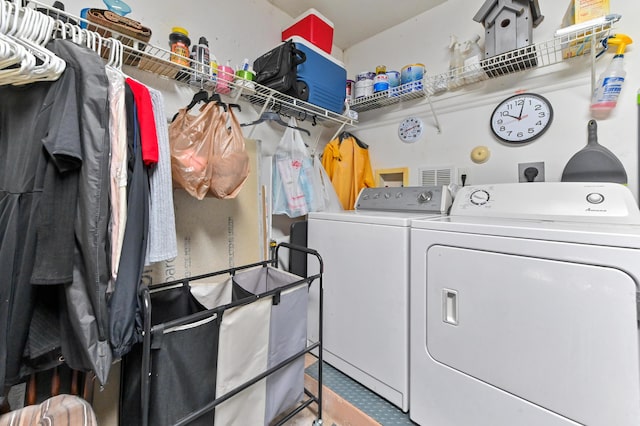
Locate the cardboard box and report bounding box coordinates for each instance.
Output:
[282,8,334,54]
[562,0,609,27]
[559,0,610,59]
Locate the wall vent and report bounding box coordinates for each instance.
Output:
[419,166,454,186]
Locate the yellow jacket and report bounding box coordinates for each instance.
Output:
[322,135,374,210]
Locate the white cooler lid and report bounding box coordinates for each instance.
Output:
[285,35,345,68]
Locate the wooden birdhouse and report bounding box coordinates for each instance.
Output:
[473,0,544,59]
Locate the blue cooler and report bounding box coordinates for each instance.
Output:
[287,36,346,114]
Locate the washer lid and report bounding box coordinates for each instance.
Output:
[308,210,443,226]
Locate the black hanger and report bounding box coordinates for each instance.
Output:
[339,131,368,149]
[186,89,210,111]
[207,93,242,113]
[171,89,209,122]
[240,111,311,136]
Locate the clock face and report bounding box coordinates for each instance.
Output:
[490,93,553,144]
[398,117,424,143]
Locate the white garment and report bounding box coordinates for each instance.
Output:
[105,66,128,293]
[146,88,178,264]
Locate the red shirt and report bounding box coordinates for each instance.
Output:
[125,78,159,165]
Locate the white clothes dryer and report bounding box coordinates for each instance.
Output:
[410,182,640,426]
[307,186,451,412]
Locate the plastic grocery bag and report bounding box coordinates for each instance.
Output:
[169,102,250,200]
[208,107,250,199]
[169,102,220,200]
[272,118,323,217]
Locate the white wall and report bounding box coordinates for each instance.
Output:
[344,0,640,201]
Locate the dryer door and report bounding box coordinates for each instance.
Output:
[426,245,639,426]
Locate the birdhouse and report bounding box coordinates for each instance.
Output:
[473,0,544,59]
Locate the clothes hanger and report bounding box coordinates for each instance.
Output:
[240,111,310,136]
[207,92,242,113]
[339,131,368,149]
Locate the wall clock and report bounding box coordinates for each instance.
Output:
[398,117,424,143]
[490,93,553,144]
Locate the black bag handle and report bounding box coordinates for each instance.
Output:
[291,46,306,67]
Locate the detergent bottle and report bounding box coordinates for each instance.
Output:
[590,34,633,119]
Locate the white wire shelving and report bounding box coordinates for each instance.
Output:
[27,0,356,127]
[350,18,619,113]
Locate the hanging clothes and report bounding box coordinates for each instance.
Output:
[44,39,113,385]
[108,84,150,359]
[105,66,128,294]
[0,76,82,402]
[321,133,375,210]
[146,88,178,265]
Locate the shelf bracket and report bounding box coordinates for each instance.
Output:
[425,95,441,134]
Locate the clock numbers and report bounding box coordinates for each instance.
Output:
[490,93,553,144]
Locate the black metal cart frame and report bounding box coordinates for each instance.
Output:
[135,243,324,426]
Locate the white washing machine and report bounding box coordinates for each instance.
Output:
[307,186,451,412]
[410,182,640,426]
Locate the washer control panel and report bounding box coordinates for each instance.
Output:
[451,183,640,224]
[356,186,452,213]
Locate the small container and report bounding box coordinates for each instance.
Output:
[354,79,374,99]
[400,63,425,93]
[373,73,389,93]
[386,71,400,87]
[346,79,355,103]
[169,27,191,66]
[235,69,256,93]
[356,71,375,82]
[216,63,235,94]
[401,63,425,84]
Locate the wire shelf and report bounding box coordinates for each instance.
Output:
[27,1,356,127]
[350,19,617,113]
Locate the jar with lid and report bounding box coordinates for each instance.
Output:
[169,27,191,66]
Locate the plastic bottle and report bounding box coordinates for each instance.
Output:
[169,27,191,66]
[462,34,487,84]
[590,34,633,119]
[448,35,464,90]
[189,36,211,86]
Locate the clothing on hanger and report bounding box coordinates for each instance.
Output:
[322,134,374,210]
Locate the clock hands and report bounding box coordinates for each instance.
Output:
[516,101,525,120]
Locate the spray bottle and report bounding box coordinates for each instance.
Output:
[590,34,633,119]
[462,34,487,84]
[448,35,464,90]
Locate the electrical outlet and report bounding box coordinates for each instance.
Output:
[518,162,545,183]
[458,168,470,186]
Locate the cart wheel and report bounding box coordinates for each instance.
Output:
[312,419,323,426]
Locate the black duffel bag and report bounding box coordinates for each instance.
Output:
[253,40,309,101]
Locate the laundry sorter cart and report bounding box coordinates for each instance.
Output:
[119,243,324,426]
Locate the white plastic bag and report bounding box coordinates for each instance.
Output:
[273,118,323,217]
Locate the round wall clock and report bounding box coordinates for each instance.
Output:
[490,93,553,144]
[398,117,424,143]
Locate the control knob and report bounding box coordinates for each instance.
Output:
[470,190,490,205]
[418,191,433,203]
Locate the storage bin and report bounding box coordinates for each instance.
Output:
[282,8,334,54]
[288,36,347,114]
